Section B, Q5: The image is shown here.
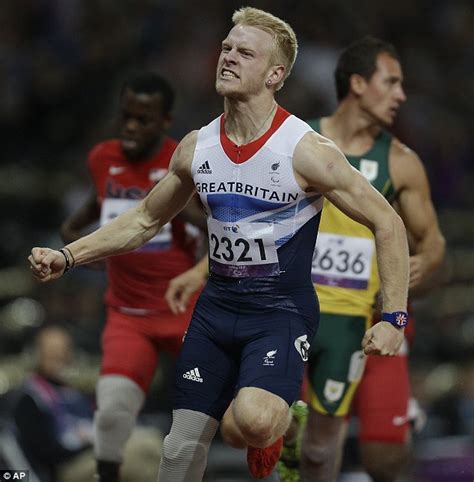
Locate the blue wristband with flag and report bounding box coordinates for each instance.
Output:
[381,311,408,329]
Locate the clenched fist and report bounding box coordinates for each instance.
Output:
[28,247,66,282]
[362,322,404,356]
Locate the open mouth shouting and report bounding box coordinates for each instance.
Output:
[220,68,239,80]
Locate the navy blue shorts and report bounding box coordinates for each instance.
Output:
[173,275,319,420]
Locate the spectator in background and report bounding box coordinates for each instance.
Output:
[13,324,94,482]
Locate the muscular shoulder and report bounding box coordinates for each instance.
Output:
[293,130,349,192]
[389,137,426,190]
[169,130,199,175]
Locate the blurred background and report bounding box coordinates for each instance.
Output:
[0,0,472,481]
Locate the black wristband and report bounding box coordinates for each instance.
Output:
[63,246,76,268]
[59,248,75,274]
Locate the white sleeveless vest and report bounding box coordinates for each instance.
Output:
[192,113,323,278]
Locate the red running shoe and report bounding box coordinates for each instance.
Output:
[247,436,283,479]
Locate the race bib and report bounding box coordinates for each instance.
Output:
[208,218,279,277]
[100,198,172,251]
[311,233,374,289]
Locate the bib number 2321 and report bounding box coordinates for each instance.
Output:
[208,219,279,277]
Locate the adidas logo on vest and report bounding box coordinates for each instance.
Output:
[183,367,203,383]
[197,160,212,174]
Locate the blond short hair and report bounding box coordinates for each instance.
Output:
[232,7,298,90]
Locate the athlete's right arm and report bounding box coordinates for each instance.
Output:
[29,132,198,282]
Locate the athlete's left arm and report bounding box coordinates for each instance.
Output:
[294,132,409,356]
[390,141,446,290]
